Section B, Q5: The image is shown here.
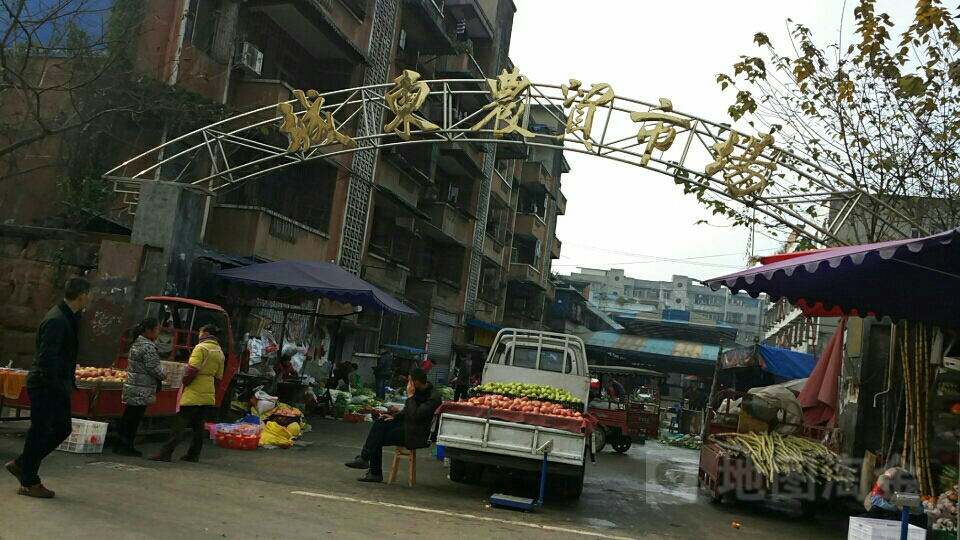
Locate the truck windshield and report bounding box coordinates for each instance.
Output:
[512,347,570,373]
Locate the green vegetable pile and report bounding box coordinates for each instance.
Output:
[473,382,582,404]
[659,434,701,450]
[439,386,455,401]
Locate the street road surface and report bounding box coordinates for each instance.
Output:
[0,418,850,539]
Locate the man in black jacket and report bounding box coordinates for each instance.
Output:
[345,367,441,482]
[6,278,90,499]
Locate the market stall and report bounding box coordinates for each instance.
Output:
[0,296,240,431]
[214,260,419,420]
[705,226,960,531]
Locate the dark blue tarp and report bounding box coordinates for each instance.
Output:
[756,345,816,380]
[215,260,418,316]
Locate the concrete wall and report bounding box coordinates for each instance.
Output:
[0,226,100,368]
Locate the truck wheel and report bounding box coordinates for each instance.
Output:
[449,459,467,484]
[593,428,607,453]
[563,472,585,499]
[612,435,633,454]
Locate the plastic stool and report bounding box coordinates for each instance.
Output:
[204,423,218,440]
[387,446,417,487]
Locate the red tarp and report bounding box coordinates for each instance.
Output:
[798,317,846,427]
[435,402,598,436]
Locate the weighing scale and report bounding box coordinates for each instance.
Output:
[489,440,553,511]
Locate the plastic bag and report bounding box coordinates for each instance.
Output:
[247,338,264,366]
[259,421,293,448]
[255,390,279,415]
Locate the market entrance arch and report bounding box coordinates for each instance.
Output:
[104,69,924,312]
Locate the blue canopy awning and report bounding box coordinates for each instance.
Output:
[720,344,816,380]
[465,318,500,332]
[215,260,418,316]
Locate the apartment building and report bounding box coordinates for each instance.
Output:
[567,269,765,344]
[1,0,567,372]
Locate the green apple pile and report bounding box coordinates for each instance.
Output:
[473,382,581,404]
[458,394,583,419]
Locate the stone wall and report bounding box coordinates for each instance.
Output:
[0,226,100,369]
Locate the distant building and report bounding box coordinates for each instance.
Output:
[566,268,766,344]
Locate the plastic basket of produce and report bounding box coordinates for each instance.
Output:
[161,361,187,388]
[847,517,925,540]
[215,423,263,451]
[56,418,108,454]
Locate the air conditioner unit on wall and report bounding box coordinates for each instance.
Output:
[235,42,263,76]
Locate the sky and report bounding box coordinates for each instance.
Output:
[508,0,915,283]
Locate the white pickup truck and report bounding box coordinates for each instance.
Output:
[435,329,592,498]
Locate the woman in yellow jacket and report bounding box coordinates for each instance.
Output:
[150,324,225,462]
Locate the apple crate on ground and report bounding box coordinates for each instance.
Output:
[57,418,108,454]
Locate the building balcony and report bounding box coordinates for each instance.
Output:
[551,237,561,259]
[474,298,500,326]
[545,279,556,301]
[482,233,505,265]
[519,161,554,194]
[250,0,368,64]
[402,0,457,53]
[508,262,541,284]
[361,252,409,297]
[491,169,512,204]
[205,205,329,262]
[495,132,528,161]
[227,79,294,124]
[419,202,474,246]
[435,51,484,80]
[556,190,567,215]
[514,213,547,242]
[405,276,463,313]
[438,140,484,177]
[444,0,494,40]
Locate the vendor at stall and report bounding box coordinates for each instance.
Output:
[864,467,926,528]
[328,361,358,390]
[607,376,627,403]
[344,367,442,483]
[274,354,297,382]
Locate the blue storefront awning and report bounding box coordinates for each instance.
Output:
[465,318,501,332]
[216,260,418,316]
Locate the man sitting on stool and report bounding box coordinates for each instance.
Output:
[345,367,441,483]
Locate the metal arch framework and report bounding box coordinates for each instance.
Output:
[103,77,927,249]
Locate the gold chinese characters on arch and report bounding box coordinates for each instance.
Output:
[277,89,357,152]
[383,70,440,140]
[470,67,534,138]
[629,98,691,166]
[557,79,614,151]
[705,131,776,198]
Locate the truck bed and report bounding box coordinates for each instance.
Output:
[436,413,586,467]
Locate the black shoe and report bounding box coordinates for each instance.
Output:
[357,472,383,483]
[5,461,22,484]
[117,447,143,457]
[344,456,369,469]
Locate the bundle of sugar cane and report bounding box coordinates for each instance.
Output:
[710,431,857,488]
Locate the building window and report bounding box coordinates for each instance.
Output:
[185,0,219,55]
[726,312,743,324]
[746,314,757,325]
